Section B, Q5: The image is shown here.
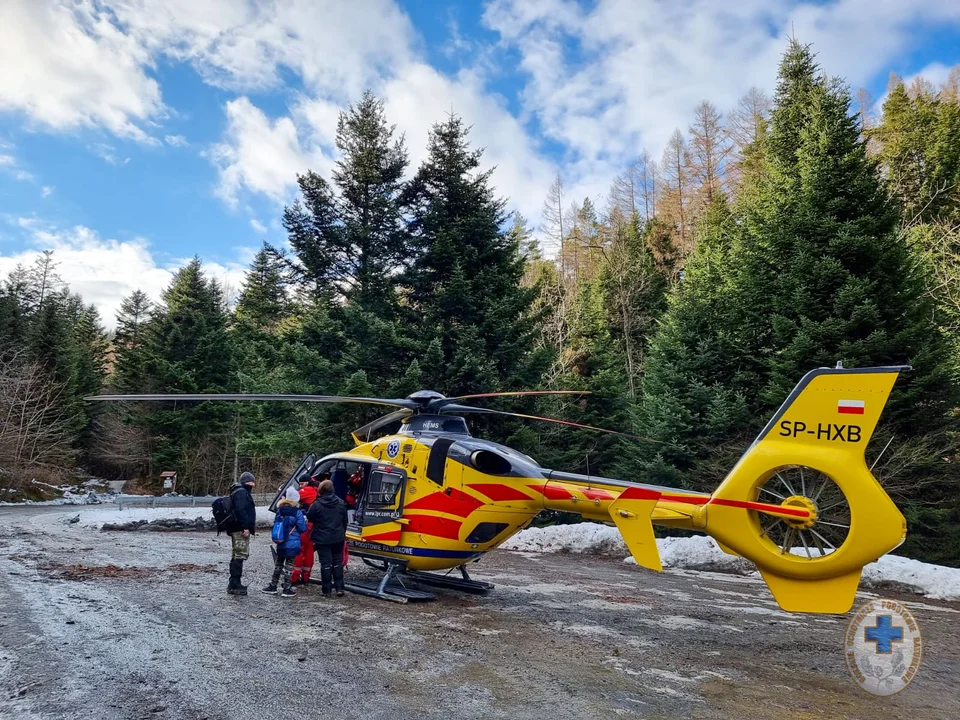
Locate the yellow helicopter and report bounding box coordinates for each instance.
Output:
[89,363,910,614]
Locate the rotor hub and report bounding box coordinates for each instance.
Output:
[781,495,818,530]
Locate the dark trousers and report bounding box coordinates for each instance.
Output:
[316,542,344,594]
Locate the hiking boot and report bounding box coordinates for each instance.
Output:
[227,586,247,596]
[261,584,279,595]
[281,587,296,598]
[336,589,344,597]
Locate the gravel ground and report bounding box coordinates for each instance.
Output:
[0,506,957,720]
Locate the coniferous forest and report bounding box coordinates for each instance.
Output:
[3,42,960,565]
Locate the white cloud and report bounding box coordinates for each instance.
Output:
[383,63,556,221]
[42,186,55,198]
[108,0,415,99]
[0,0,413,145]
[209,97,331,207]
[90,143,131,166]
[902,62,955,92]
[483,0,960,180]
[0,224,250,330]
[0,145,34,183]
[250,218,267,234]
[0,0,163,142]
[164,134,188,147]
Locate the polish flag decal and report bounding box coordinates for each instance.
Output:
[838,399,865,415]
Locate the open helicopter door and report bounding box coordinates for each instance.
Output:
[358,463,407,546]
[269,452,317,513]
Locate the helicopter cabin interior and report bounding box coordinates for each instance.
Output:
[307,456,404,535]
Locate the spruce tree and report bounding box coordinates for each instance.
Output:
[139,259,234,490]
[235,243,290,331]
[640,40,957,493]
[402,114,541,395]
[875,79,960,223]
[112,290,153,393]
[281,91,410,392]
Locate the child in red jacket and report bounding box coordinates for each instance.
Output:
[291,482,318,585]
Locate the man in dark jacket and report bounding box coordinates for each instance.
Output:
[227,471,258,595]
[307,479,348,597]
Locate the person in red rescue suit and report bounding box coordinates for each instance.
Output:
[291,481,317,585]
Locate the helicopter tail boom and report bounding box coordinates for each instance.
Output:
[539,365,911,614]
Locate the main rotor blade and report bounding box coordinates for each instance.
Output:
[439,390,591,403]
[439,404,664,444]
[85,393,419,410]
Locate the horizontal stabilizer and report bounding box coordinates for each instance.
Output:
[608,487,662,572]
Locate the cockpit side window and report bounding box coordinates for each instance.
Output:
[367,470,404,507]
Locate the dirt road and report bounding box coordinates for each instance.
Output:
[0,507,957,719]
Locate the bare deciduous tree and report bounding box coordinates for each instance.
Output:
[0,352,78,486]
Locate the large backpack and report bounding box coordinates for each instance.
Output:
[212,492,235,535]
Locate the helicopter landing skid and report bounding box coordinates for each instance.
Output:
[404,565,495,594]
[327,557,436,603]
[340,578,435,603]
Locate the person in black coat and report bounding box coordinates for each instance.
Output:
[227,472,257,595]
[307,479,348,597]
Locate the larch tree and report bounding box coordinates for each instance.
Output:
[688,101,731,207]
[726,87,772,191]
[659,129,692,255]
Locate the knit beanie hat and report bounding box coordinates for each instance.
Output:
[239,471,256,486]
[298,486,317,506]
[285,487,300,503]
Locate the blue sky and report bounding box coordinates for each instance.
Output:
[2,0,960,328]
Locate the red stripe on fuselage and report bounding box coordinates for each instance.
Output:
[708,497,810,518]
[466,483,533,502]
[406,514,463,540]
[404,488,485,518]
[606,485,812,519]
[580,487,615,501]
[527,484,574,500]
[364,530,402,542]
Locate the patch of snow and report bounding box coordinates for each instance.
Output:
[505,523,960,603]
[862,554,960,602]
[46,506,274,530]
[500,523,626,554]
[0,489,117,506]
